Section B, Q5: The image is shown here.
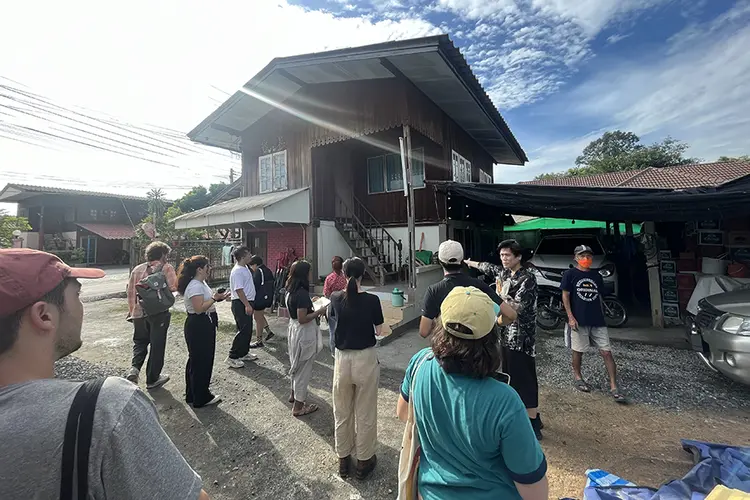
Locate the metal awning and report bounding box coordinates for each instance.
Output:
[76,223,136,240]
[187,35,526,165]
[171,188,310,229]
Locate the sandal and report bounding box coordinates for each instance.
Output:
[265,331,275,341]
[574,379,591,393]
[293,403,319,417]
[249,341,264,349]
[611,387,628,404]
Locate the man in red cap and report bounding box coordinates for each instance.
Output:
[0,249,209,500]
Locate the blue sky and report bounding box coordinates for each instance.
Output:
[1,0,748,206]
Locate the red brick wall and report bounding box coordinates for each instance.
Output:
[265,226,305,268]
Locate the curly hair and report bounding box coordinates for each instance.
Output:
[430,322,501,378]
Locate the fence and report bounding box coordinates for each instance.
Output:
[129,239,237,285]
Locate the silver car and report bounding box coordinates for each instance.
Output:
[690,289,750,386]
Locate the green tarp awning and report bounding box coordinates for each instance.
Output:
[504,218,642,233]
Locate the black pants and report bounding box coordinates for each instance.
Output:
[184,312,217,407]
[228,299,253,359]
[131,311,171,385]
[501,346,539,409]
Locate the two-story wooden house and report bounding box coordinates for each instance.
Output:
[0,184,148,265]
[173,35,527,283]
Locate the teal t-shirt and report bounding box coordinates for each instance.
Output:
[400,348,547,500]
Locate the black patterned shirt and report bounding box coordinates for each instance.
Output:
[478,263,538,357]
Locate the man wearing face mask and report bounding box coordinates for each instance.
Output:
[561,245,626,403]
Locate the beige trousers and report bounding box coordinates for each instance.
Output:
[333,347,380,460]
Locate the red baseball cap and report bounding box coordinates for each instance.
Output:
[0,248,105,316]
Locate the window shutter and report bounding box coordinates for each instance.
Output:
[272,151,287,191]
[259,155,272,193]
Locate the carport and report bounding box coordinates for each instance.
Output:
[431,177,750,328]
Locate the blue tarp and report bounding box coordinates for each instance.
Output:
[581,440,750,500]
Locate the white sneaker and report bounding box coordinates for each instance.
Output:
[205,395,222,406]
[225,357,245,369]
[125,367,139,384]
[146,374,170,390]
[241,353,258,362]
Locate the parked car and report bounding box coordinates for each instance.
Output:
[689,289,750,386]
[528,234,618,296]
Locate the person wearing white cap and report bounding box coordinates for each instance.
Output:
[419,240,517,338]
[397,286,548,500]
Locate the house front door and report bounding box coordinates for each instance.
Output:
[82,236,97,265]
[247,232,267,265]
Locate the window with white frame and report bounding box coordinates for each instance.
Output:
[479,169,493,184]
[259,150,287,194]
[367,148,425,194]
[451,150,472,183]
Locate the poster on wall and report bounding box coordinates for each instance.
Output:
[698,230,725,246]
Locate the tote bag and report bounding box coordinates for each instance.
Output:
[397,353,431,500]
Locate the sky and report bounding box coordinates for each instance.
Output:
[1,0,749,213]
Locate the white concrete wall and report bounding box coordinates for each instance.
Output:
[317,220,353,277]
[385,224,444,254]
[20,232,39,249]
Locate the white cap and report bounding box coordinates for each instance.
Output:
[438,240,464,264]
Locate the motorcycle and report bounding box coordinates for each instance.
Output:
[536,285,628,330]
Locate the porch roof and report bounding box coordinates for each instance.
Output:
[187,35,526,165]
[76,223,136,240]
[171,188,310,229]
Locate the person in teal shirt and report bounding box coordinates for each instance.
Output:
[397,286,548,500]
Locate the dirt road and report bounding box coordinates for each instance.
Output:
[71,299,750,499]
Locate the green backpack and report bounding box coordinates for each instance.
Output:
[135,264,175,316]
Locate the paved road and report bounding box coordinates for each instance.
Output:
[80,266,130,300]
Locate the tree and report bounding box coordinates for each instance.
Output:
[174,183,228,213]
[0,209,31,248]
[534,130,699,180]
[146,188,167,227]
[135,205,203,244]
[718,155,750,162]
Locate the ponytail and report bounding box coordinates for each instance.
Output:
[177,255,209,295]
[342,257,366,302]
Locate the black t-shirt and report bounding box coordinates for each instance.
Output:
[421,272,504,320]
[560,268,606,327]
[331,291,384,350]
[253,265,275,308]
[286,287,313,320]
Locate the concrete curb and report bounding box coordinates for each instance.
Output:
[81,292,127,303]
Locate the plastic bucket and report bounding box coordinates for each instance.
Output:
[702,257,728,275]
[391,288,405,307]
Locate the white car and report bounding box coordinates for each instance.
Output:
[529,234,618,296]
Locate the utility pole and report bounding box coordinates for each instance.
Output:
[403,125,417,290]
[230,167,235,183]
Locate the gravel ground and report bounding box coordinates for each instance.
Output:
[54,356,123,381]
[535,331,750,411]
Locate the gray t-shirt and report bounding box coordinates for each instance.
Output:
[0,376,203,499]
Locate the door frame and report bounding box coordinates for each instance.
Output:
[246,232,268,265]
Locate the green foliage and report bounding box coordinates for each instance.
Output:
[535,131,699,180]
[48,247,86,265]
[717,155,750,162]
[0,209,32,248]
[174,183,227,213]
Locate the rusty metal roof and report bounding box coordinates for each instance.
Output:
[0,183,149,202]
[76,223,136,240]
[521,161,750,189]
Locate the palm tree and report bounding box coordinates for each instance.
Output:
[146,188,166,234]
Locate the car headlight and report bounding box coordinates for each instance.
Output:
[720,315,750,335]
[599,264,615,278]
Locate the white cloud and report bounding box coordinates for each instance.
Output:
[606,33,632,44]
[0,0,440,199]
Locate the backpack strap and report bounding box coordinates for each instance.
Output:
[60,377,106,500]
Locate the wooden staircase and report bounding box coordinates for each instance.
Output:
[334,194,403,286]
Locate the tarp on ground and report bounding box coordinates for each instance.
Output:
[582,440,750,500]
[431,178,750,222]
[503,218,643,233]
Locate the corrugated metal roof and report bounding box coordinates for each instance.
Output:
[187,34,527,165]
[171,188,308,222]
[521,161,750,189]
[0,183,149,202]
[76,223,136,240]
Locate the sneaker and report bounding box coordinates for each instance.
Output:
[241,353,258,362]
[146,374,170,390]
[125,367,139,384]
[205,395,222,406]
[225,357,245,369]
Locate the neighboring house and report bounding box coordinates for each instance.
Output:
[174,35,527,284]
[0,184,147,265]
[521,161,750,189]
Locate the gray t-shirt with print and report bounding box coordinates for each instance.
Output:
[0,376,203,499]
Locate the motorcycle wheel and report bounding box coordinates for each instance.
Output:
[603,297,628,328]
[536,300,564,330]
